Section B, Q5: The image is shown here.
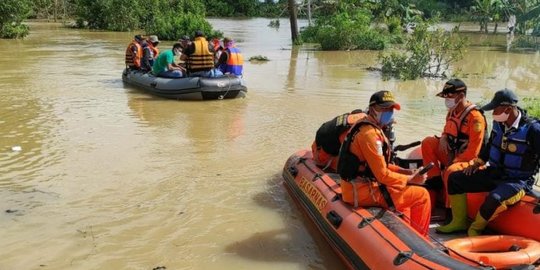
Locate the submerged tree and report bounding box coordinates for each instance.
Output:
[378,24,468,80]
[0,0,31,38]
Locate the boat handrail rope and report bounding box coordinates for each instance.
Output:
[218,75,234,100]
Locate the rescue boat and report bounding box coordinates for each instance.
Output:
[283,149,540,270]
[122,69,247,100]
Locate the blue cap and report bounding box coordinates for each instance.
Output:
[480,88,519,111]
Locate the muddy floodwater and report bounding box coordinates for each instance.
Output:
[0,18,539,269]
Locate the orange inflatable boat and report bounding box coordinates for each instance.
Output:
[283,149,540,270]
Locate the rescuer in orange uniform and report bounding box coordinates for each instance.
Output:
[421,79,486,210]
[338,91,431,236]
[312,109,367,171]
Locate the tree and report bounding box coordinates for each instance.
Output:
[0,0,31,38]
[379,24,468,80]
[472,0,500,33]
[71,0,220,40]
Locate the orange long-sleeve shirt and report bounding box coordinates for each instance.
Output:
[349,124,409,193]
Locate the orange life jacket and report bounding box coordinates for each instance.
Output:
[148,43,159,58]
[125,40,142,68]
[443,103,480,152]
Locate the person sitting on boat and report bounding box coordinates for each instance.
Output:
[125,34,144,70]
[141,35,160,72]
[178,35,192,50]
[216,38,244,77]
[421,79,487,212]
[312,109,367,172]
[183,30,222,77]
[211,37,224,63]
[147,35,160,58]
[151,43,185,78]
[140,41,153,72]
[338,90,431,236]
[437,89,540,236]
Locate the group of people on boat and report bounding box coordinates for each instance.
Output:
[124,31,244,79]
[312,80,540,237]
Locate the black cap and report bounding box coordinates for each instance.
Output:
[195,30,204,37]
[436,79,467,97]
[480,88,519,111]
[179,35,190,41]
[134,35,143,42]
[369,90,401,110]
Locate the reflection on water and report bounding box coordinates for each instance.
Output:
[0,18,538,270]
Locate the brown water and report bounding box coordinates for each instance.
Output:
[0,19,539,270]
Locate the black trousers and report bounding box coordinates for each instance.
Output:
[447,167,527,220]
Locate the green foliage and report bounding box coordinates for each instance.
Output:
[29,0,75,21]
[74,0,142,31]
[146,13,220,41]
[386,17,403,35]
[202,0,284,17]
[379,24,468,80]
[249,55,269,61]
[0,0,31,38]
[523,97,540,118]
[72,0,219,40]
[513,35,540,50]
[206,0,258,17]
[301,8,391,50]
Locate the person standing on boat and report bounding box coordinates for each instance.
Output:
[183,30,222,77]
[125,35,144,70]
[338,90,431,236]
[437,89,540,236]
[216,38,244,77]
[420,79,487,210]
[312,109,367,172]
[152,43,185,78]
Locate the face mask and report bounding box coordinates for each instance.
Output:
[376,110,394,127]
[445,97,457,109]
[493,111,510,122]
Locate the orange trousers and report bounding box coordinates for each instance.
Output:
[311,142,338,171]
[421,136,470,207]
[341,181,431,236]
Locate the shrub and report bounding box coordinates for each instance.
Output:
[301,9,390,50]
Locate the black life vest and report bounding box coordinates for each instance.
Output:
[315,110,365,156]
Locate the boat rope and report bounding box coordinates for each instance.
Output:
[218,75,234,100]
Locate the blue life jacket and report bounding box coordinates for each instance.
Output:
[488,116,539,184]
[219,47,244,76]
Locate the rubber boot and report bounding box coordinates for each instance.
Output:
[468,213,489,236]
[436,194,468,234]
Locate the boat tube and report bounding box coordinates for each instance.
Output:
[122,69,247,100]
[283,149,540,270]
